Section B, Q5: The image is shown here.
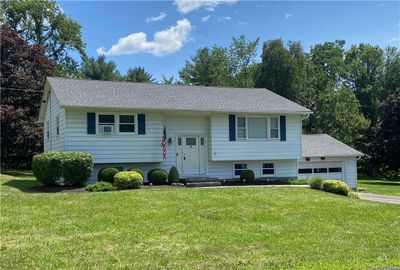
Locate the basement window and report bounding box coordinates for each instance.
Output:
[234,163,248,177]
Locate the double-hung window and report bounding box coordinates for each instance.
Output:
[270,117,279,139]
[234,163,248,177]
[119,115,135,133]
[237,117,246,139]
[98,114,115,132]
[262,162,275,175]
[237,116,279,140]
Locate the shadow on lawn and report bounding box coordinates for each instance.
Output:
[2,179,86,193]
[2,179,43,193]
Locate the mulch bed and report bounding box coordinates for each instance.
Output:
[31,185,87,193]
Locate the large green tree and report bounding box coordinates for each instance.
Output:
[1,0,85,77]
[310,87,370,147]
[1,26,55,168]
[370,90,400,176]
[179,36,259,87]
[255,39,309,101]
[228,35,259,87]
[179,46,232,86]
[344,44,385,126]
[125,67,154,83]
[80,55,121,81]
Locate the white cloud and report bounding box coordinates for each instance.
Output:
[145,12,167,23]
[285,13,293,19]
[238,21,247,26]
[174,0,237,14]
[217,16,231,22]
[97,19,192,57]
[201,15,210,22]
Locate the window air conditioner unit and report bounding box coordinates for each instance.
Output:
[101,125,113,133]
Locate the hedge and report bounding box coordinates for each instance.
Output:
[147,169,168,185]
[128,168,145,179]
[98,167,119,183]
[32,152,93,186]
[322,180,350,196]
[114,171,143,190]
[240,169,255,182]
[32,152,64,185]
[168,166,180,184]
[309,177,324,190]
[86,181,117,192]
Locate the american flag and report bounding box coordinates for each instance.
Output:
[161,126,168,160]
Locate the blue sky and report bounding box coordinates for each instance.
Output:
[58,0,400,81]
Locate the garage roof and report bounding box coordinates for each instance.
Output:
[302,134,363,157]
[44,77,312,114]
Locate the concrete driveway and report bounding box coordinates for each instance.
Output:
[359,193,400,205]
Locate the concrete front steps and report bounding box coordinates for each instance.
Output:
[183,177,223,187]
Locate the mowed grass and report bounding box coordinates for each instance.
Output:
[1,172,400,270]
[358,178,400,196]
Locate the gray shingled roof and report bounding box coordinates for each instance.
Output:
[302,134,363,157]
[46,77,311,114]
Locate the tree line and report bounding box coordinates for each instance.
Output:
[1,0,399,177]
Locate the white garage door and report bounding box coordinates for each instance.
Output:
[298,161,343,180]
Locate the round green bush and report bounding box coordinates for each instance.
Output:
[62,152,94,186]
[168,166,180,184]
[147,168,168,185]
[114,171,143,190]
[98,167,119,183]
[86,181,117,192]
[240,169,255,182]
[322,180,350,196]
[128,168,145,179]
[32,152,63,185]
[309,177,324,190]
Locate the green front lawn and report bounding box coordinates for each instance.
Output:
[1,172,400,270]
[358,178,400,196]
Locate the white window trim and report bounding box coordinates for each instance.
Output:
[236,115,280,141]
[261,161,275,177]
[118,114,136,134]
[233,162,249,178]
[97,113,137,134]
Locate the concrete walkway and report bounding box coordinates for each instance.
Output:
[359,193,400,205]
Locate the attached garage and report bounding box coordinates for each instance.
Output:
[298,134,363,189]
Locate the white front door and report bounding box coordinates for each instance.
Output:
[177,136,206,175]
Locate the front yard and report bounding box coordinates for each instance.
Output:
[1,172,400,269]
[358,178,400,196]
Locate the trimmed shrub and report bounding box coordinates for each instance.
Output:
[147,168,168,185]
[32,152,63,185]
[240,169,255,182]
[128,168,145,179]
[63,152,94,186]
[348,191,360,199]
[168,166,180,184]
[98,167,119,183]
[86,181,117,192]
[309,177,324,190]
[114,171,143,190]
[322,180,350,196]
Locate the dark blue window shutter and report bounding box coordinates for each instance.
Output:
[280,115,286,141]
[87,112,96,134]
[138,114,146,135]
[229,114,236,141]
